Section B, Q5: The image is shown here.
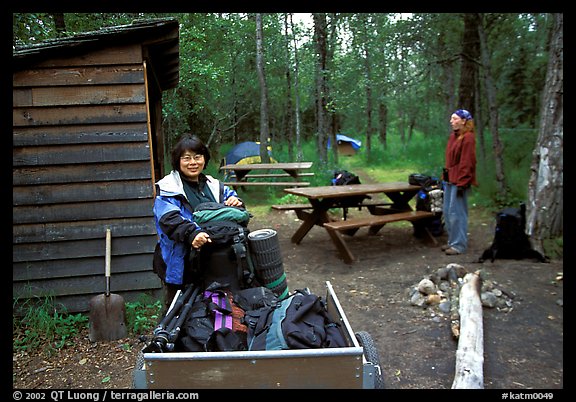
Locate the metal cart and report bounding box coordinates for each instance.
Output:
[133,281,384,389]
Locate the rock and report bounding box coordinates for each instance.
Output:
[426,294,442,305]
[446,263,467,278]
[436,267,450,280]
[438,281,451,293]
[410,291,427,307]
[417,278,436,295]
[556,299,563,307]
[439,300,451,314]
[481,291,498,308]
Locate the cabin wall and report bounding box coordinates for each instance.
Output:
[13,43,162,313]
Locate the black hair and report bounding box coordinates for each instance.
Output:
[170,134,211,171]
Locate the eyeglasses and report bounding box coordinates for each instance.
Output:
[180,154,204,163]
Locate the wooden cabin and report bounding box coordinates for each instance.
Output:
[13,18,180,313]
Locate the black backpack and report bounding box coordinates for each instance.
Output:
[478,203,548,263]
[190,203,256,292]
[332,169,361,186]
[244,289,347,351]
[176,285,248,352]
[331,169,369,219]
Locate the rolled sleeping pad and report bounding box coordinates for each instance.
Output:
[247,229,289,300]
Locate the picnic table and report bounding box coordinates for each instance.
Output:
[277,182,435,264]
[220,162,314,189]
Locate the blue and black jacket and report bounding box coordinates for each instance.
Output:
[152,170,239,285]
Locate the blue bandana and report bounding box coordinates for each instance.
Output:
[454,109,472,120]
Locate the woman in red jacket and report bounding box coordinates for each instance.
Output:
[442,109,477,255]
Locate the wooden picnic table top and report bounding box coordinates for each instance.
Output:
[284,182,421,200]
[220,162,313,171]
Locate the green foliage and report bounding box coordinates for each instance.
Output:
[13,292,163,354]
[13,294,88,356]
[125,295,163,336]
[543,236,563,259]
[229,122,538,214]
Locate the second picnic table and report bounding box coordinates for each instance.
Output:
[220,162,314,189]
[278,182,435,263]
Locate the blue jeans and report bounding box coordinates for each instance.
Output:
[443,183,469,253]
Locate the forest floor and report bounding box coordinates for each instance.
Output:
[12,181,563,391]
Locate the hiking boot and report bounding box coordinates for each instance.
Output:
[445,247,461,255]
[441,244,451,251]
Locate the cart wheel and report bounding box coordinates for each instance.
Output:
[356,331,385,389]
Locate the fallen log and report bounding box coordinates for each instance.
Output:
[451,272,484,389]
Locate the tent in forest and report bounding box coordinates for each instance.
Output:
[328,134,362,156]
[221,141,276,165]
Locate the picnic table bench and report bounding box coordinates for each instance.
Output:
[220,162,314,189]
[271,199,394,221]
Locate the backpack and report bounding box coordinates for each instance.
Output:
[331,169,369,219]
[245,290,348,351]
[412,174,444,237]
[478,203,548,263]
[193,202,251,225]
[332,169,361,186]
[176,285,248,352]
[191,203,256,292]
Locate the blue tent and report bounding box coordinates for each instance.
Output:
[222,141,275,165]
[328,134,362,155]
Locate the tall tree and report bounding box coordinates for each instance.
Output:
[313,13,329,164]
[526,13,563,252]
[255,13,271,163]
[51,13,66,36]
[283,14,295,161]
[289,14,304,161]
[478,13,507,200]
[359,14,374,161]
[457,13,480,113]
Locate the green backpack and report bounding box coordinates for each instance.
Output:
[193,202,251,225]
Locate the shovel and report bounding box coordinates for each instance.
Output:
[89,228,128,342]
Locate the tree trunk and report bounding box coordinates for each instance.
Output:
[474,72,487,168]
[52,13,66,36]
[283,14,294,161]
[526,13,563,252]
[451,272,484,389]
[457,13,480,114]
[478,13,507,200]
[255,13,271,163]
[289,14,304,162]
[378,102,388,150]
[313,13,328,164]
[358,14,373,161]
[327,14,338,166]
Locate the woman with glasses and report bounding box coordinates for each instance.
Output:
[152,134,244,307]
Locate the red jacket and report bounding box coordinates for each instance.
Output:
[445,130,477,188]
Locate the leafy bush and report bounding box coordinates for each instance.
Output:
[125,294,163,336]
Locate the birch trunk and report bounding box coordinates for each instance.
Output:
[527,13,563,252]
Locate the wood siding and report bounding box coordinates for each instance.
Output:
[13,43,162,313]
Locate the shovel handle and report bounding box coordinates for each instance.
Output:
[105,229,112,290]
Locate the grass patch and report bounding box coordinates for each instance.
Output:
[13,294,88,356]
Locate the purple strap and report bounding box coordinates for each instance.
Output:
[204,291,232,330]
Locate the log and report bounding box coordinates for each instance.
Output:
[446,263,464,339]
[451,272,484,389]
